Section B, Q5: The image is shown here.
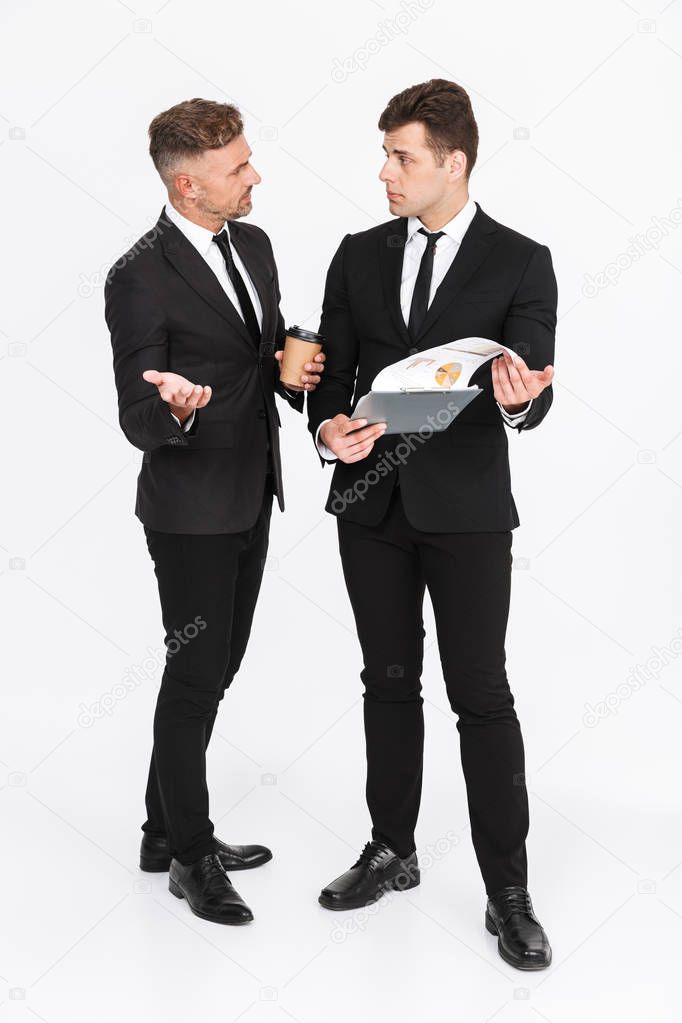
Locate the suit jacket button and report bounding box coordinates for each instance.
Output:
[409,346,419,354]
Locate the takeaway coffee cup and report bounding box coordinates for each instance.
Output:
[280,325,324,391]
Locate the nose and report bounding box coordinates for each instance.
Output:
[248,165,261,186]
[379,160,392,184]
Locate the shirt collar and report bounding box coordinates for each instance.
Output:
[164,201,229,257]
[406,195,477,245]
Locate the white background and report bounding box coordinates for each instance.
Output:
[2,0,681,1019]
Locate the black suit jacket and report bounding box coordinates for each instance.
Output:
[307,201,558,532]
[105,207,303,534]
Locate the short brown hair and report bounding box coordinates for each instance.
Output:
[378,79,478,178]
[148,98,243,184]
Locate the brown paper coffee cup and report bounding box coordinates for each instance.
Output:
[280,325,324,391]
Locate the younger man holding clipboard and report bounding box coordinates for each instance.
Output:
[307,79,556,970]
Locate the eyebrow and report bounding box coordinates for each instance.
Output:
[231,157,251,172]
[382,145,414,157]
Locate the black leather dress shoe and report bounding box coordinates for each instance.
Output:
[140,833,272,873]
[319,840,420,911]
[168,853,253,925]
[485,885,552,970]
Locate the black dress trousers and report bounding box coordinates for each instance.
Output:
[140,473,274,864]
[337,479,529,896]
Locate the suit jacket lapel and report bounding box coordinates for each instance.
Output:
[228,222,273,344]
[379,219,411,346]
[417,202,500,341]
[157,209,256,353]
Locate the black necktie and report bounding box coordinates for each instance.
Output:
[407,228,445,341]
[212,229,261,346]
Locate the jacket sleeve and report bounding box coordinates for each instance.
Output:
[105,266,199,452]
[306,234,358,466]
[268,240,304,414]
[500,243,558,433]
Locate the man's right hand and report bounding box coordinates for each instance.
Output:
[142,370,212,425]
[320,415,387,464]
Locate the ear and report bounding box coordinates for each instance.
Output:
[174,173,197,199]
[448,149,467,181]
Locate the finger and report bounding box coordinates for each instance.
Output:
[499,356,526,401]
[492,357,515,404]
[526,366,553,394]
[314,352,326,362]
[506,352,536,392]
[502,353,527,392]
[341,418,368,436]
[196,385,212,408]
[505,351,526,368]
[346,423,386,445]
[143,369,163,385]
[346,442,375,462]
[345,426,385,451]
[186,385,203,407]
[275,350,283,361]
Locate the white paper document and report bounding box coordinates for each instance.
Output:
[350,337,517,435]
[371,337,518,392]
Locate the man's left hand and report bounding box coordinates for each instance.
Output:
[275,350,326,392]
[492,350,554,413]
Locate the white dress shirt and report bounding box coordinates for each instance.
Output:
[315,195,532,460]
[162,201,272,432]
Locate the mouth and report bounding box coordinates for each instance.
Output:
[387,191,402,201]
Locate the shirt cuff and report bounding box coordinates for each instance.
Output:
[315,419,336,460]
[170,409,196,432]
[497,398,532,425]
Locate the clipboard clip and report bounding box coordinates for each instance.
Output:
[398,386,450,393]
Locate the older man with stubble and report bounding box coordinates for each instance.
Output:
[105,98,325,926]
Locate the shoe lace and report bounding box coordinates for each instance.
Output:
[202,854,231,891]
[352,840,391,871]
[495,887,533,924]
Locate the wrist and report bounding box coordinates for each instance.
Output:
[170,404,193,425]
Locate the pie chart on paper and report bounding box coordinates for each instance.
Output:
[434,361,462,388]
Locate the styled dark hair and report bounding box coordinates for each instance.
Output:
[148,98,244,184]
[378,79,478,177]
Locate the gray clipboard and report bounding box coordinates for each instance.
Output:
[350,387,482,435]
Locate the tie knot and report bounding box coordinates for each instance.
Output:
[418,228,445,249]
[212,229,234,267]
